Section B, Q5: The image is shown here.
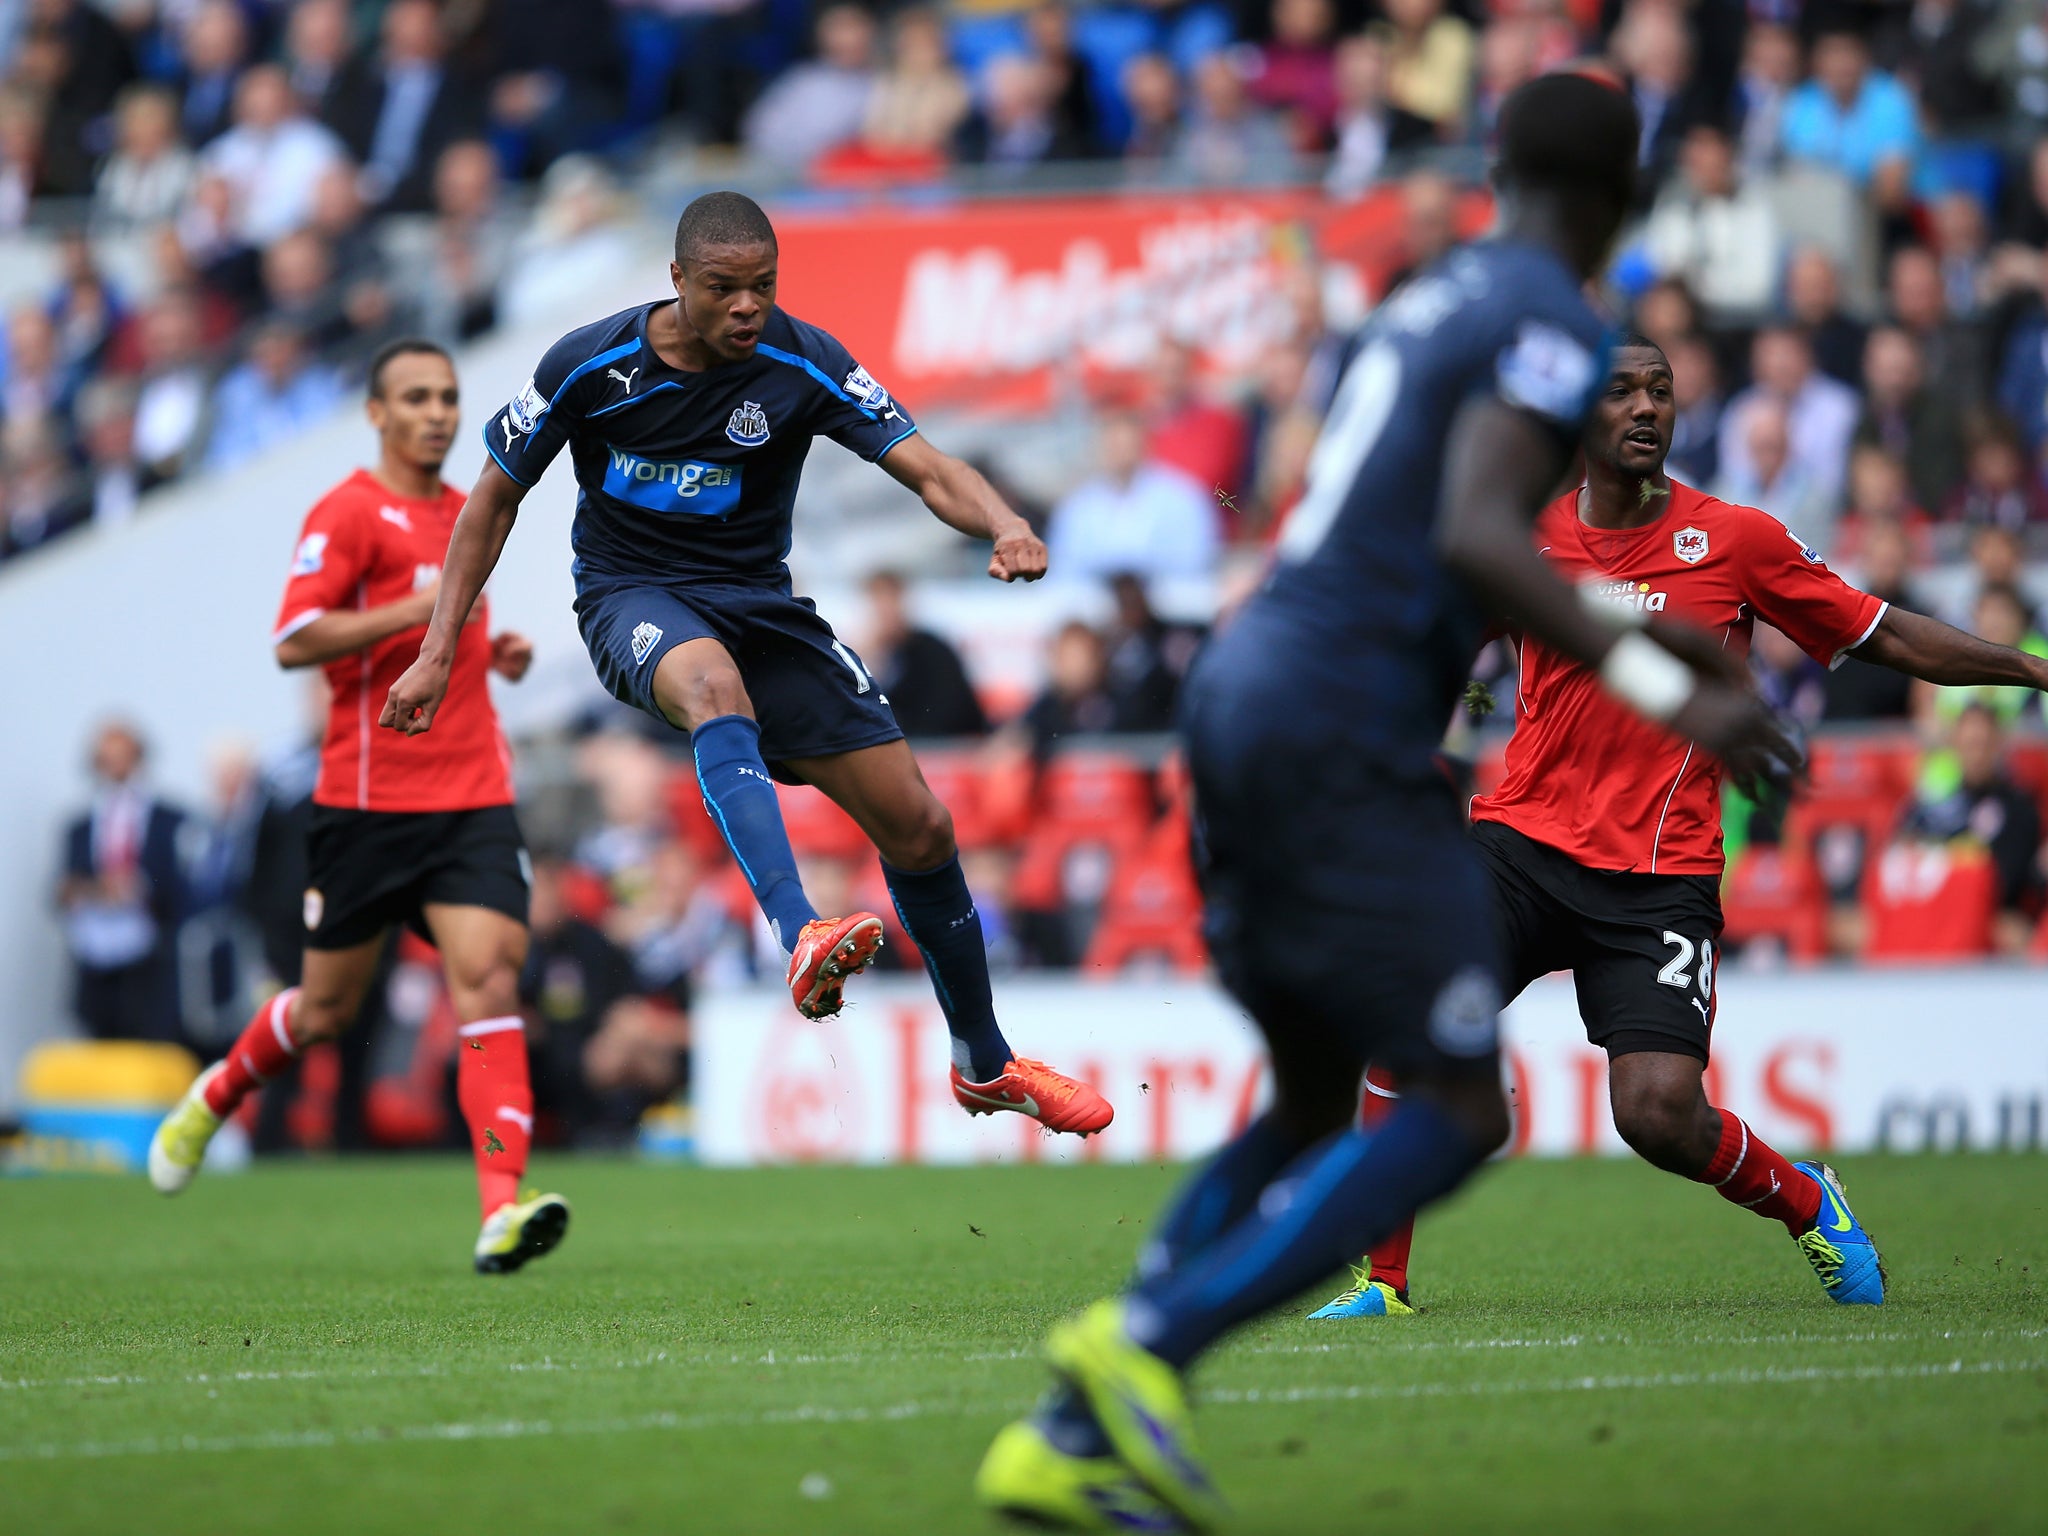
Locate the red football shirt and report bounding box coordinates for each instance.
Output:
[1471,480,1885,875]
[272,469,514,813]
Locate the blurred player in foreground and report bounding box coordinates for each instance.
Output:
[149,340,569,1276]
[1312,334,2048,1321]
[976,73,1800,1530]
[381,191,1110,1137]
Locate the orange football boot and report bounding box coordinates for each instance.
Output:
[786,913,885,1019]
[951,1057,1114,1136]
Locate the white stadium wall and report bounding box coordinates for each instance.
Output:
[694,968,2048,1165]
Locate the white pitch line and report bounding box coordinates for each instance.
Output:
[3,1325,2041,1397]
[0,1357,2033,1464]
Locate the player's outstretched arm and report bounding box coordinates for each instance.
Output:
[381,459,527,735]
[1439,397,1798,794]
[1855,607,2048,690]
[879,433,1046,583]
[276,588,439,670]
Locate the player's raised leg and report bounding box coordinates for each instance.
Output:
[148,935,384,1192]
[790,739,1112,1135]
[649,636,883,1018]
[1608,1050,1883,1304]
[425,901,569,1274]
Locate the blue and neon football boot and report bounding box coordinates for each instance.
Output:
[1045,1300,1227,1533]
[1308,1266,1415,1320]
[1791,1162,1886,1305]
[975,1419,1186,1532]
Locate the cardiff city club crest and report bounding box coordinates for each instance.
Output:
[725,400,771,448]
[1672,526,1710,564]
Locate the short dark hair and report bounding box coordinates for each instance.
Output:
[674,190,777,268]
[1615,330,1666,361]
[367,337,453,398]
[1496,70,1639,208]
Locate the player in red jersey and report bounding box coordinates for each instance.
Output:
[148,340,570,1274]
[1314,335,2048,1317]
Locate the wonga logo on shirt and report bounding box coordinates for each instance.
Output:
[602,449,743,518]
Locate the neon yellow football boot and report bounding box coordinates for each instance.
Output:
[147,1063,225,1194]
[474,1190,571,1274]
[975,1419,1186,1531]
[1045,1301,1226,1532]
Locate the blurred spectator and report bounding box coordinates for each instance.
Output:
[1011,621,1127,756]
[131,288,214,481]
[1854,326,1966,516]
[0,87,41,228]
[57,721,186,1043]
[1824,511,1918,721]
[173,0,248,148]
[1714,397,1833,549]
[2,414,89,556]
[324,0,481,212]
[1325,33,1431,199]
[1887,0,1996,135]
[862,570,988,738]
[478,0,627,178]
[2002,137,2048,249]
[1901,702,2045,954]
[1842,442,1929,536]
[1103,573,1202,732]
[1612,0,1699,184]
[1173,53,1294,184]
[957,55,1081,170]
[1958,525,2031,627]
[1783,245,1865,389]
[1780,26,1918,216]
[860,7,969,159]
[1641,122,1780,318]
[1928,583,2048,728]
[1632,275,1698,353]
[94,85,197,228]
[1997,302,2048,453]
[203,323,343,472]
[1665,331,1723,486]
[1467,15,1540,149]
[409,139,511,344]
[1978,0,2048,139]
[1023,2,1104,158]
[1750,622,1828,729]
[609,836,739,1006]
[1143,337,1247,505]
[1048,410,1220,580]
[1245,0,1338,151]
[284,0,354,121]
[1931,191,1993,322]
[1720,326,1858,516]
[200,64,349,247]
[1890,244,1985,411]
[1120,52,1182,165]
[76,377,150,528]
[522,852,690,1142]
[1381,169,1459,293]
[259,229,349,355]
[741,3,877,170]
[1371,0,1473,134]
[1731,21,1799,180]
[28,0,137,196]
[500,156,633,326]
[3,301,75,432]
[1939,418,2048,532]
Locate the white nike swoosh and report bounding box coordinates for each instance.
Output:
[956,1085,1039,1116]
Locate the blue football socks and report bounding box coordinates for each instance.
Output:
[1137,1111,1313,1282]
[883,855,1011,1080]
[690,714,817,951]
[1127,1096,1486,1369]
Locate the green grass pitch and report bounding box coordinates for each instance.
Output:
[2,1154,2044,1535]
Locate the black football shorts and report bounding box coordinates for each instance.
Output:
[1474,819,1722,1063]
[304,804,530,951]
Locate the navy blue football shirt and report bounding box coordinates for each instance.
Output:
[485,303,917,590]
[1205,239,1612,776]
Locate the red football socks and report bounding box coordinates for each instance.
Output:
[203,988,302,1117]
[1697,1109,1822,1235]
[1358,1066,1416,1293]
[457,1016,533,1219]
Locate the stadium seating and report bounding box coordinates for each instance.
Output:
[1862,842,1997,961]
[1720,846,1829,962]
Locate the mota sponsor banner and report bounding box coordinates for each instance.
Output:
[772,186,1492,412]
[693,970,2048,1165]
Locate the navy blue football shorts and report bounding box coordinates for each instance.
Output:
[576,576,904,774]
[1182,669,1505,1088]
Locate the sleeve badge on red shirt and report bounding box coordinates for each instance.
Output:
[1673,526,1710,564]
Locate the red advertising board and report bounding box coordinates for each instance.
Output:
[773,185,1493,413]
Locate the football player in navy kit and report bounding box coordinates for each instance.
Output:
[383,191,1112,1139]
[974,73,1799,1529]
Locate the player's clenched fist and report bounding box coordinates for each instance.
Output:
[381,654,452,735]
[988,520,1047,583]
